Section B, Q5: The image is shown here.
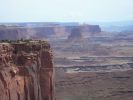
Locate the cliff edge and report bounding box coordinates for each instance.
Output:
[0,40,54,100]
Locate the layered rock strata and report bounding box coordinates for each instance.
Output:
[0,24,101,40]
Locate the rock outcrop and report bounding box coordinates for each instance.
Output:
[68,27,83,41]
[0,40,55,100]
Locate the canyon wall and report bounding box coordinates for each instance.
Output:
[0,24,101,40]
[0,41,55,100]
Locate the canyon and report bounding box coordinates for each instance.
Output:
[0,22,133,100]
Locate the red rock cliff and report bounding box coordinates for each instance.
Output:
[0,41,55,100]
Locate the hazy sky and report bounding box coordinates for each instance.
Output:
[0,0,133,22]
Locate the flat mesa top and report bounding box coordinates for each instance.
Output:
[0,40,48,44]
[0,40,51,53]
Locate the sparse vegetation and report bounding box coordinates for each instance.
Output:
[0,39,37,43]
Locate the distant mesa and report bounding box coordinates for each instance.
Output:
[67,24,101,41]
[0,22,102,40]
[81,24,101,34]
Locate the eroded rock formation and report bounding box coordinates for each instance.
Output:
[0,41,54,100]
[68,27,83,41]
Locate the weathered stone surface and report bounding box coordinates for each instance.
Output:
[0,41,55,100]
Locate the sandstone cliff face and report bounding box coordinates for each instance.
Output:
[0,41,54,100]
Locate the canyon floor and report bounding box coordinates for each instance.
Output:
[50,34,133,100]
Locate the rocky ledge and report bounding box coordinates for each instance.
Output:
[0,40,55,100]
